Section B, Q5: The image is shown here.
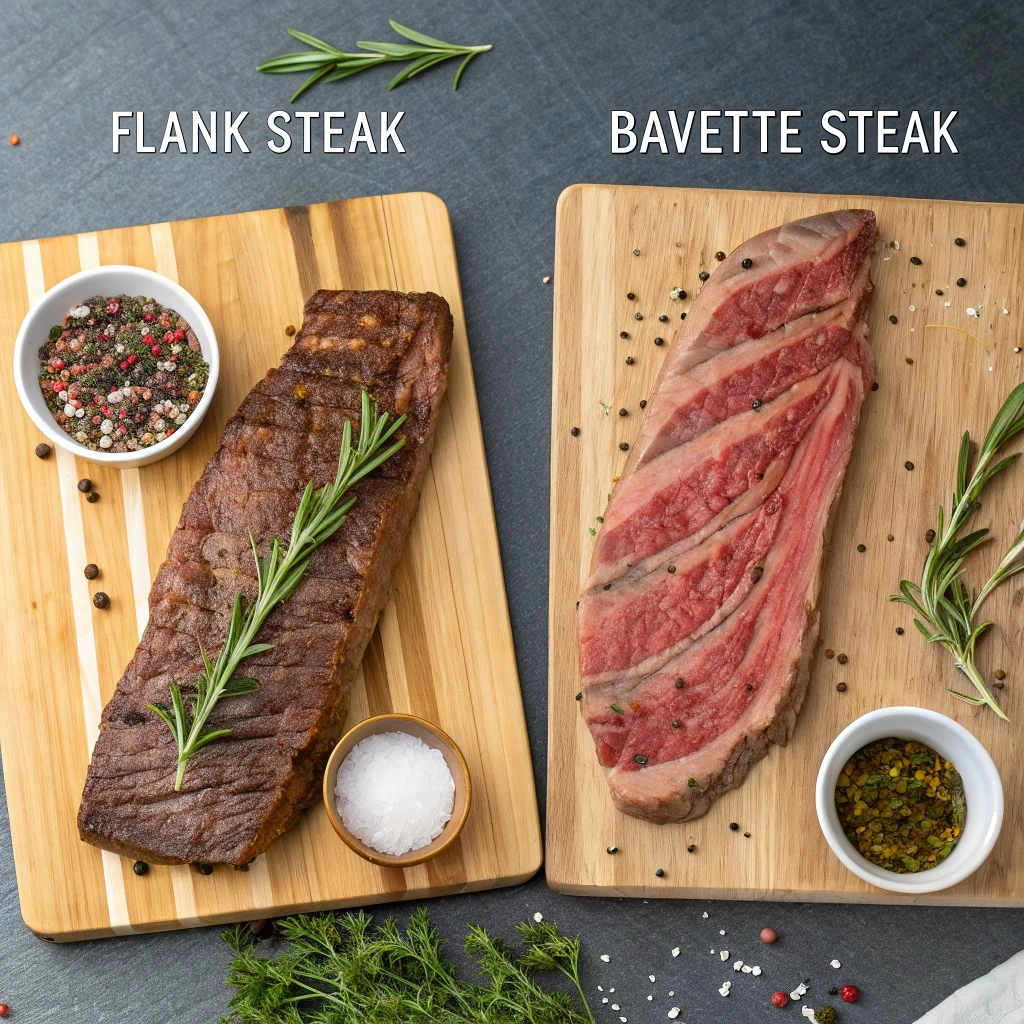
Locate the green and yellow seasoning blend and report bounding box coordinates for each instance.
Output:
[834,738,966,873]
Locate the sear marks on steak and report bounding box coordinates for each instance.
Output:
[78,290,452,865]
[578,210,876,823]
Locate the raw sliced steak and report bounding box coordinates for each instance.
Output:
[78,289,452,865]
[578,210,876,823]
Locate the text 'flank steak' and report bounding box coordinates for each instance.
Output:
[579,210,877,823]
[78,289,452,865]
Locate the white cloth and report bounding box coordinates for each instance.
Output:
[915,950,1024,1023]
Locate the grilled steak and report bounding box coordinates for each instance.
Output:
[579,210,876,823]
[78,289,452,865]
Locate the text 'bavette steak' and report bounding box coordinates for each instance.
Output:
[78,290,452,865]
[579,210,877,823]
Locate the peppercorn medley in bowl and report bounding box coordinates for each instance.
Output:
[815,707,1003,894]
[14,266,219,468]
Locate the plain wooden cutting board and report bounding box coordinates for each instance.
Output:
[548,184,1024,905]
[0,192,541,941]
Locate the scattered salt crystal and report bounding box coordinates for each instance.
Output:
[533,912,543,922]
[619,1017,627,1023]
[670,287,684,300]
[733,961,743,972]
[334,731,454,856]
[702,912,708,918]
[742,965,752,974]
[671,947,680,957]
[945,301,952,307]
[720,950,730,961]
[610,988,615,993]
[597,986,603,992]
[668,1010,680,1020]
[719,929,726,936]
[649,975,656,982]
[890,240,900,249]
[791,982,809,1000]
[600,954,611,962]
[669,990,674,996]
[1003,308,1009,315]
[830,959,841,969]
[719,981,732,997]
[802,1007,816,1020]
[967,308,980,318]
[647,995,653,1001]
[602,998,608,1004]
[69,304,90,318]
[752,966,762,976]
[612,1004,619,1011]
[908,305,916,312]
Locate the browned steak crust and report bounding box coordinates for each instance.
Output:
[77,290,452,866]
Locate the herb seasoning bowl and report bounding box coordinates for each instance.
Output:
[816,706,1003,894]
[14,265,219,469]
[322,713,472,868]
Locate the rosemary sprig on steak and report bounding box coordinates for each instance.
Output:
[149,389,406,790]
[891,381,1024,720]
[223,908,596,1024]
[259,21,492,101]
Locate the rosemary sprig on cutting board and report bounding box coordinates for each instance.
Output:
[259,21,493,101]
[891,381,1024,720]
[150,390,405,790]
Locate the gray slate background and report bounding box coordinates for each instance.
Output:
[2,0,1024,1020]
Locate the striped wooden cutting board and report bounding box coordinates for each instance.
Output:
[0,192,541,941]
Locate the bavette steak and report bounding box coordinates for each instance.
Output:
[78,289,452,865]
[579,210,876,823]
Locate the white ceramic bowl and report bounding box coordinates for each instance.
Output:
[816,706,1003,894]
[13,265,219,468]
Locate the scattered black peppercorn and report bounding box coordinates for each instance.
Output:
[196,863,214,876]
[995,668,1007,680]
[830,987,839,996]
[896,627,905,635]
[936,289,944,296]
[92,592,110,609]
[680,312,687,320]
[667,565,676,573]
[889,315,898,324]
[635,312,643,321]
[745,683,754,691]
[571,427,580,437]
[910,256,923,265]
[857,543,866,553]
[77,478,92,493]
[619,442,629,451]
[955,237,966,247]
[607,845,619,854]
[655,868,665,877]
[618,408,628,417]
[699,271,710,281]
[744,832,751,838]
[837,653,848,665]
[925,528,936,543]
[741,258,753,269]
[633,249,640,256]
[676,289,687,300]
[671,719,680,728]
[575,692,582,701]
[729,822,740,831]
[887,534,895,542]
[956,277,967,287]
[658,314,668,322]
[83,563,99,580]
[620,331,629,339]
[871,381,879,391]
[687,844,696,853]
[715,251,726,261]
[625,356,634,365]
[675,678,685,689]
[905,461,915,471]
[836,682,847,692]
[603,584,611,591]
[627,292,636,300]
[133,860,149,876]
[639,400,647,409]
[34,442,51,459]
[86,492,100,503]
[634,753,648,765]
[654,336,664,346]
[751,398,763,411]
[825,649,835,659]
[751,566,764,582]
[994,680,1005,690]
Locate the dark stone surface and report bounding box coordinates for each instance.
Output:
[2,0,1023,1020]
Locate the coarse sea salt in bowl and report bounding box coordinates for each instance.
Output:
[816,706,1003,894]
[322,713,471,868]
[13,265,219,469]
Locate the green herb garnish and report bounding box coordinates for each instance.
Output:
[259,21,493,102]
[891,381,1024,720]
[150,390,405,790]
[221,908,596,1023]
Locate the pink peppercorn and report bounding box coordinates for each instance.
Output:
[151,345,161,356]
[760,927,778,943]
[173,328,185,341]
[52,358,65,370]
[120,361,129,370]
[106,299,120,314]
[118,408,127,419]
[143,312,155,322]
[841,985,859,1003]
[52,381,63,392]
[91,416,101,425]
[127,353,138,364]
[771,991,788,1008]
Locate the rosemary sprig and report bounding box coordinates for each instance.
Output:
[221,908,596,1023]
[891,381,1024,720]
[258,20,493,102]
[149,390,405,790]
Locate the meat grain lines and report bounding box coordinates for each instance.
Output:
[0,194,540,940]
[549,185,1024,904]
